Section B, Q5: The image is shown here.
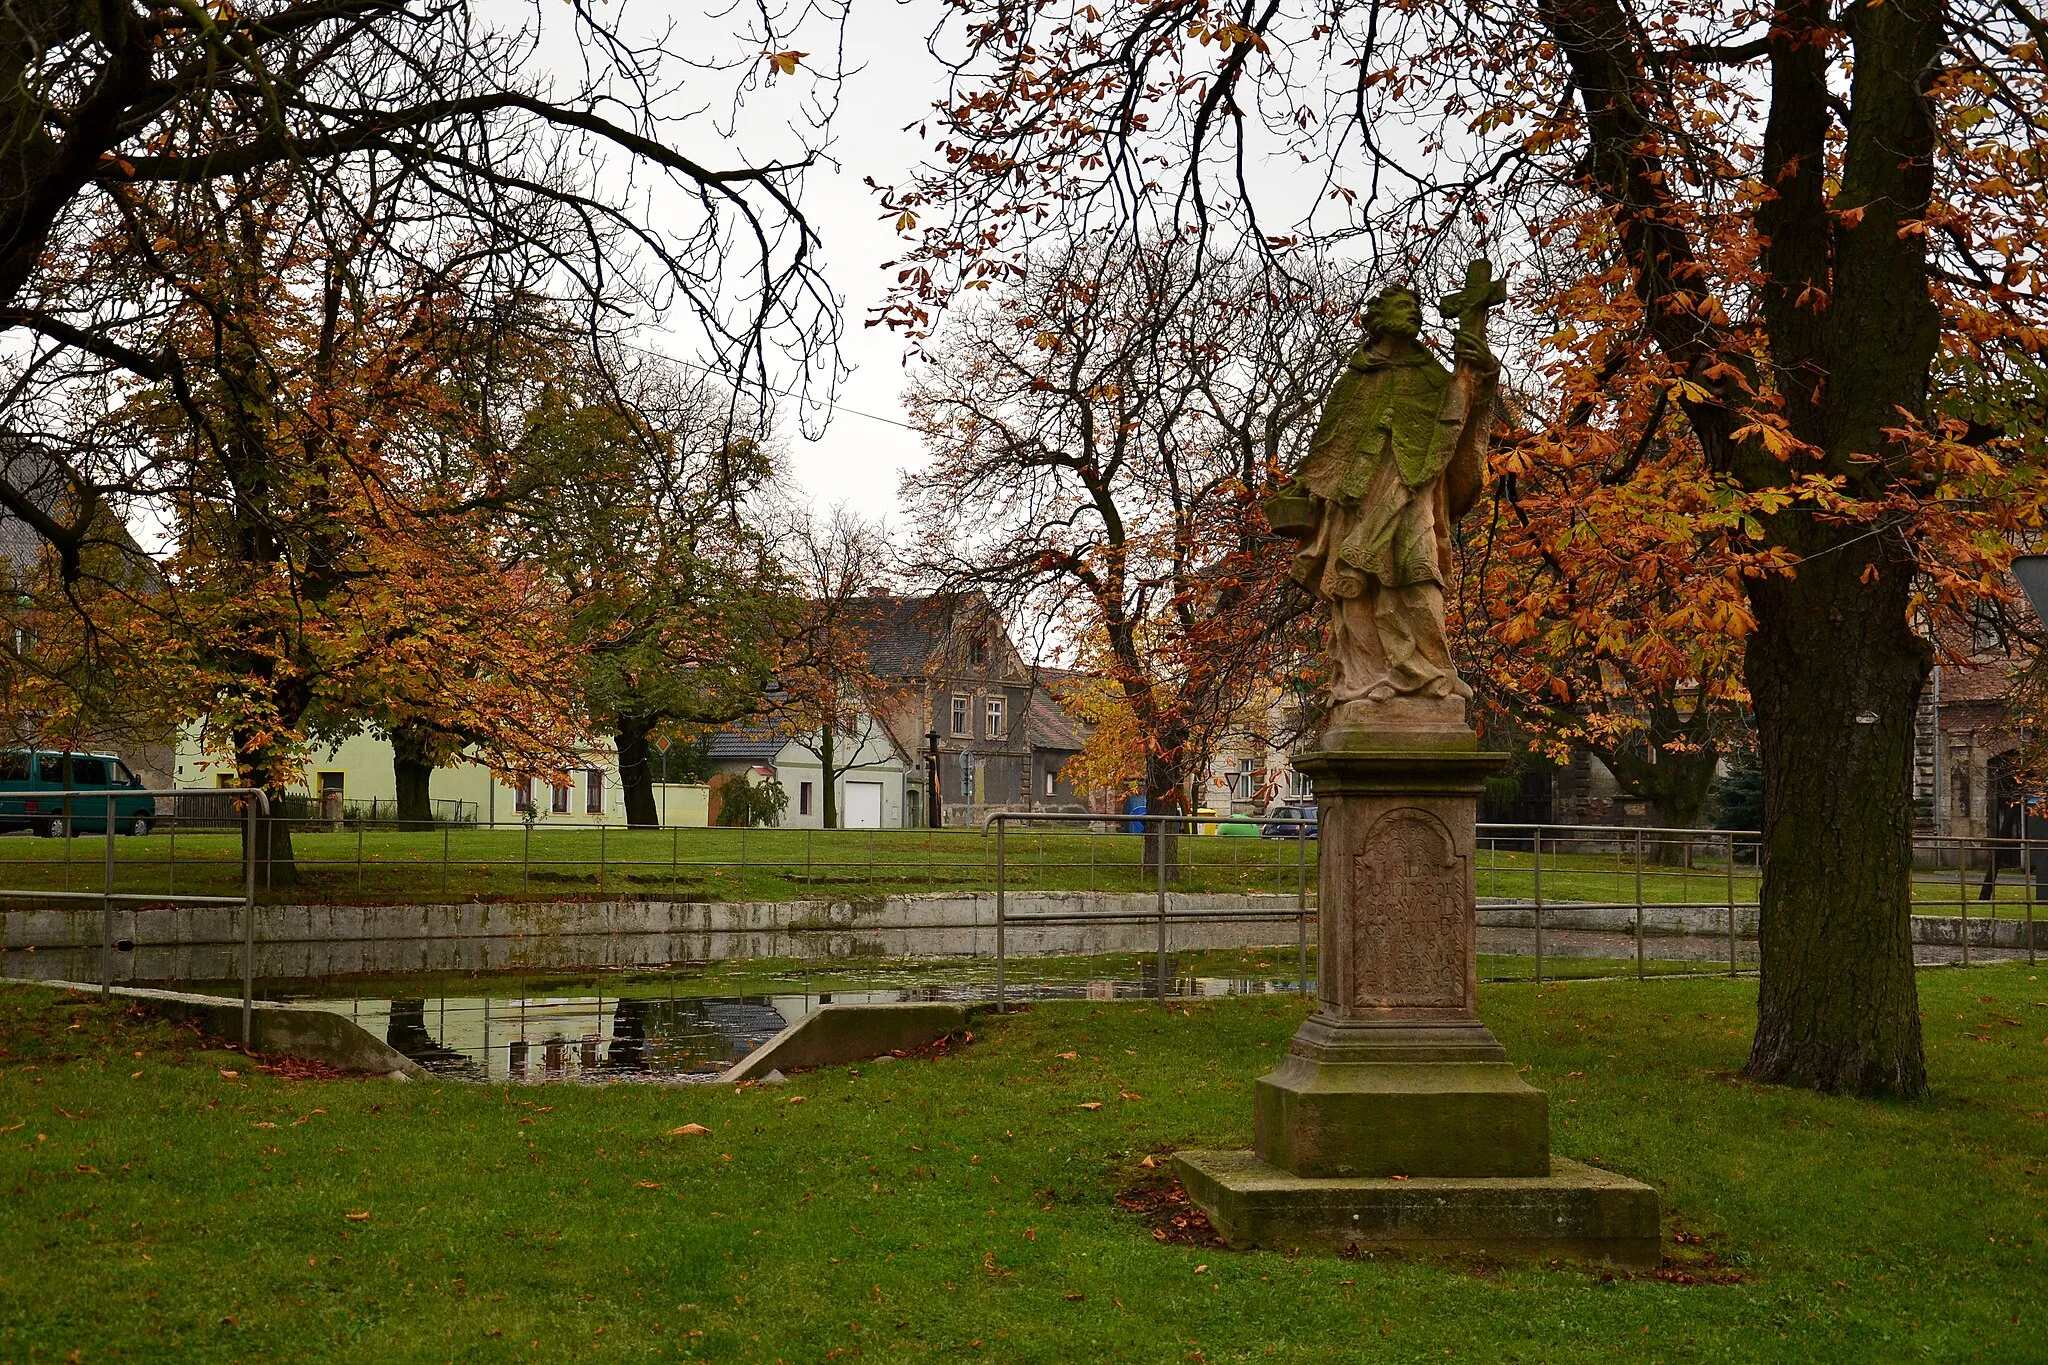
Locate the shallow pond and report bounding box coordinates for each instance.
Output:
[251,973,1308,1083]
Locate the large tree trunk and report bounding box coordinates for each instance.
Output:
[820,727,838,830]
[1742,552,1929,1098]
[1141,751,1182,881]
[615,719,659,828]
[390,724,435,828]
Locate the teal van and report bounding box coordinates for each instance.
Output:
[0,751,154,837]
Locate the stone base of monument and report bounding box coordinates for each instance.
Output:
[1172,733,1661,1266]
[1172,1149,1661,1266]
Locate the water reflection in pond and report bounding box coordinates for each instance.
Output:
[293,975,1304,1083]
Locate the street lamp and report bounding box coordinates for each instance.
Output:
[925,729,942,829]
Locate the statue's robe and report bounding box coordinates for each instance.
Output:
[1288,338,1496,705]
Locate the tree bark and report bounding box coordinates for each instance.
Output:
[1141,750,1182,881]
[390,724,436,829]
[1742,551,1929,1098]
[820,725,838,830]
[616,719,660,828]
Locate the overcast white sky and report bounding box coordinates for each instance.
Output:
[645,0,948,525]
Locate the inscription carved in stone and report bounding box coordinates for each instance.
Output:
[1350,808,1469,1009]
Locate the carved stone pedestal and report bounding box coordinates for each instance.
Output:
[1175,728,1659,1265]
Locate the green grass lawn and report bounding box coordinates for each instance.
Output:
[3,966,2043,1361]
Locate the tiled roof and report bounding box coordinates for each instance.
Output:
[0,441,72,576]
[844,594,959,676]
[704,724,786,761]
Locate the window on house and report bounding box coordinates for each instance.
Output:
[513,777,534,813]
[551,781,572,814]
[799,781,814,816]
[970,637,989,668]
[950,695,971,737]
[585,769,604,815]
[984,696,1006,739]
[1043,766,1056,798]
[1973,616,2002,655]
[1289,769,1314,799]
[317,772,344,799]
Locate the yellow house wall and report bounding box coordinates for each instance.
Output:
[173,729,711,827]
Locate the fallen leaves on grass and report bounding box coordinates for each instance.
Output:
[1077,1102,1103,1111]
[636,1181,662,1189]
[218,1069,239,1079]
[1117,1177,1225,1249]
[667,1123,712,1137]
[1138,1155,1158,1169]
[344,1212,370,1222]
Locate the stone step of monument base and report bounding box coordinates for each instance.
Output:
[1173,1149,1660,1267]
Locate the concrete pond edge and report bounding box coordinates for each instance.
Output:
[2,977,426,1080]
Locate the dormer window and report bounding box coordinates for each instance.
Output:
[970,637,990,668]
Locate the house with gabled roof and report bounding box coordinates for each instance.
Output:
[848,591,1089,826]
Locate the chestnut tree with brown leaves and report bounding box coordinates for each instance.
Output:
[881,0,2048,1097]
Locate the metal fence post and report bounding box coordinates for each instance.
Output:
[522,820,531,895]
[671,825,680,900]
[1633,829,1645,982]
[1726,830,1737,976]
[994,817,1006,1012]
[599,823,608,894]
[1296,823,1309,999]
[356,820,365,890]
[441,825,451,898]
[1156,815,1169,1005]
[2026,805,2037,968]
[1960,836,1970,968]
[1532,828,1544,985]
[100,792,114,1004]
[242,794,257,1049]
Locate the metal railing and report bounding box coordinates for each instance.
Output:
[0,787,267,1045]
[11,808,2045,1015]
[984,809,1315,1012]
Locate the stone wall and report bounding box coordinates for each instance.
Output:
[1,891,1313,984]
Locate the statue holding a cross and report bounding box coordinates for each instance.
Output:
[1268,260,1505,734]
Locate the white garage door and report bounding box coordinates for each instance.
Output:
[844,781,884,829]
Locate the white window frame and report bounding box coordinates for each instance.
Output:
[1043,766,1056,798]
[585,768,605,815]
[949,694,972,737]
[984,695,1007,740]
[551,781,572,814]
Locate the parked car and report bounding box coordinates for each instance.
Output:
[0,750,155,837]
[1262,803,1318,839]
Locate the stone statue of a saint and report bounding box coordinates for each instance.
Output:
[1268,261,1504,736]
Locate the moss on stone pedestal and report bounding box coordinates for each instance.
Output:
[1174,1149,1660,1266]
[1254,1055,1550,1178]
